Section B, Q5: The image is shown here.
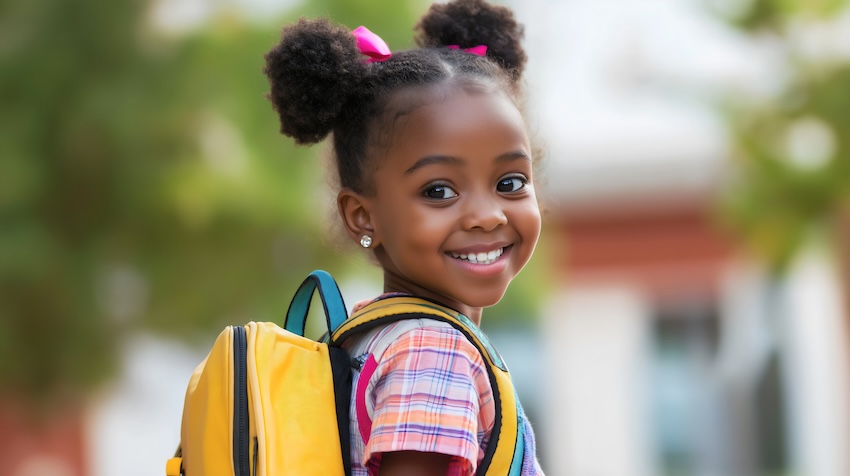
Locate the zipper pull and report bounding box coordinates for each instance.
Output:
[351,354,368,371]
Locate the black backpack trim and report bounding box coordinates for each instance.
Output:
[232,326,250,476]
[329,346,353,476]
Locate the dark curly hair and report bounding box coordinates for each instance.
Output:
[263,0,527,195]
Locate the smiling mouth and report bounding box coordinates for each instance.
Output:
[447,246,508,265]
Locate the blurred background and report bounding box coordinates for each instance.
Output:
[2,0,849,474]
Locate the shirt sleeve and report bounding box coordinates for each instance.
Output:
[363,326,494,475]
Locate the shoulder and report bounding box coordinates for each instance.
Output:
[379,323,488,373]
[364,324,496,472]
[372,323,494,413]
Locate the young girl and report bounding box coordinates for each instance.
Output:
[263,0,543,474]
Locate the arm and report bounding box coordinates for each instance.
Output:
[378,451,452,476]
[365,327,493,476]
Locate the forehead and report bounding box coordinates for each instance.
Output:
[377,86,530,169]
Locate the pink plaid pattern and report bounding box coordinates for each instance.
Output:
[348,324,495,476]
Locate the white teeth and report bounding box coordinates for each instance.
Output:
[449,247,505,265]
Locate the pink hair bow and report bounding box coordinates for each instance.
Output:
[447,44,488,56]
[352,26,391,63]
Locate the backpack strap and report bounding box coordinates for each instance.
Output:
[346,317,453,363]
[331,296,522,476]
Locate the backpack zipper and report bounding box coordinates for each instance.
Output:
[233,326,250,476]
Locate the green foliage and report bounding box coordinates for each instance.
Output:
[0,0,419,402]
[297,0,425,49]
[716,0,850,273]
[716,0,846,30]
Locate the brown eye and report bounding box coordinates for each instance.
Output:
[497,176,527,193]
[424,184,458,200]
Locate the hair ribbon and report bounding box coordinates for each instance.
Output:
[352,26,391,63]
[352,26,488,62]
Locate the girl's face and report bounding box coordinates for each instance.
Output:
[363,87,541,319]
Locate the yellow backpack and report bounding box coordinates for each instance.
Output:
[167,270,526,476]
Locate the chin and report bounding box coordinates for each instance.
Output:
[456,289,508,310]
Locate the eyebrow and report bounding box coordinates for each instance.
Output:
[404,150,531,175]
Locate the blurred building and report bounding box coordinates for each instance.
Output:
[516,1,850,475]
[0,401,88,476]
[541,185,849,476]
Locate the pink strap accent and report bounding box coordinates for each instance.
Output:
[352,26,391,63]
[356,354,379,443]
[447,44,488,56]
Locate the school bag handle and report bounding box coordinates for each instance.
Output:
[284,269,348,340]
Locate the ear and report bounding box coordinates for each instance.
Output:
[337,188,379,247]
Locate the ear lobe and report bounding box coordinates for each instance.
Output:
[337,188,378,246]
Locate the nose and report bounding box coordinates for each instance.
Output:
[461,193,507,232]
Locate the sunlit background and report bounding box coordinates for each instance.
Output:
[2,0,850,475]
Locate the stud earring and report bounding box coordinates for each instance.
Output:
[360,235,373,248]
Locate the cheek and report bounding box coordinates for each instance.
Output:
[377,200,449,251]
[516,200,542,241]
[404,207,455,250]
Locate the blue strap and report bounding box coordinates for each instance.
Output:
[508,397,527,476]
[284,270,348,338]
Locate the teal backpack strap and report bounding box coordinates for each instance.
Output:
[284,270,348,338]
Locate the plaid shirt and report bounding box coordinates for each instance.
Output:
[346,319,543,476]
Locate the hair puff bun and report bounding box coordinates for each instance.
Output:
[263,18,366,145]
[414,0,527,80]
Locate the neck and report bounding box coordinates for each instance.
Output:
[382,269,483,325]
